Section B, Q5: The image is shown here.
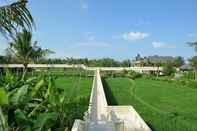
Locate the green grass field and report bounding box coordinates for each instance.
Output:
[102,77,197,131]
[55,75,92,98]
[54,75,93,130]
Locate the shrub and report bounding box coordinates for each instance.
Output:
[181,71,196,80]
[0,71,89,130]
[127,70,142,79]
[163,64,176,76]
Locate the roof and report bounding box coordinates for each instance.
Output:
[180,64,193,70]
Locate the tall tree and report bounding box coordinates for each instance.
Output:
[0,0,34,38]
[189,56,197,80]
[8,29,53,77]
[173,56,185,67]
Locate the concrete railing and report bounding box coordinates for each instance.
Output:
[0,64,163,72]
[71,120,85,131]
[87,67,163,72]
[108,106,151,131]
[70,69,152,131]
[88,70,108,122]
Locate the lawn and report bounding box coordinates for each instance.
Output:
[102,77,197,131]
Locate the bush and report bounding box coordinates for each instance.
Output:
[181,71,196,80]
[0,71,89,131]
[127,70,142,79]
[163,64,176,76]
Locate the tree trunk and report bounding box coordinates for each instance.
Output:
[0,107,7,131]
[22,63,28,80]
[157,66,159,77]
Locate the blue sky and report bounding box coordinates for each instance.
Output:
[0,0,197,60]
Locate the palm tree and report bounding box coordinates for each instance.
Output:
[187,41,197,80]
[189,56,197,80]
[0,0,34,38]
[8,29,53,78]
[188,41,197,53]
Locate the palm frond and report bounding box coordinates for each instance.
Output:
[0,0,34,38]
[187,41,197,52]
[9,29,54,65]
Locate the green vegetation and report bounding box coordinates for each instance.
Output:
[162,64,176,76]
[55,75,92,98]
[7,29,53,78]
[103,77,197,131]
[189,56,197,80]
[0,0,34,37]
[0,70,92,131]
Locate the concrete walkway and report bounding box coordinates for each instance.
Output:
[71,70,151,131]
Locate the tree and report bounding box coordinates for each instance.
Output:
[173,56,184,67]
[121,59,130,67]
[8,29,53,77]
[0,0,34,38]
[135,54,142,61]
[0,56,6,64]
[163,63,176,76]
[188,41,197,53]
[189,56,197,80]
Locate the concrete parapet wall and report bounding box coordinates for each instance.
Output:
[71,120,85,131]
[108,106,151,131]
[0,64,163,72]
[88,70,108,122]
[72,70,151,131]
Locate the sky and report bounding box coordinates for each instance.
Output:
[0,0,197,60]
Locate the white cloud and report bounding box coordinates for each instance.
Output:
[152,42,176,49]
[121,32,149,41]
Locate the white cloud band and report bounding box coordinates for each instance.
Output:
[152,42,176,49]
[121,31,149,41]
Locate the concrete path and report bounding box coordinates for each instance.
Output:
[87,121,115,131]
[71,69,152,131]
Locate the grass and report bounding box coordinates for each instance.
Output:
[102,77,197,131]
[55,75,92,98]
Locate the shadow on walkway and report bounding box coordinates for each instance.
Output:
[101,77,118,105]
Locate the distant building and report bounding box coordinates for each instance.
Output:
[179,64,193,72]
[131,55,180,67]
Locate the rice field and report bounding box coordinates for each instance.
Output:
[102,77,197,131]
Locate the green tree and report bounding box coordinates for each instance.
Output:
[0,56,7,64]
[189,56,197,80]
[163,63,176,76]
[173,56,184,67]
[121,59,130,67]
[0,0,34,38]
[135,54,142,61]
[8,29,53,77]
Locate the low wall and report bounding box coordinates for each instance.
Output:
[0,64,163,72]
[71,120,85,131]
[71,70,151,131]
[87,70,108,122]
[108,106,151,131]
